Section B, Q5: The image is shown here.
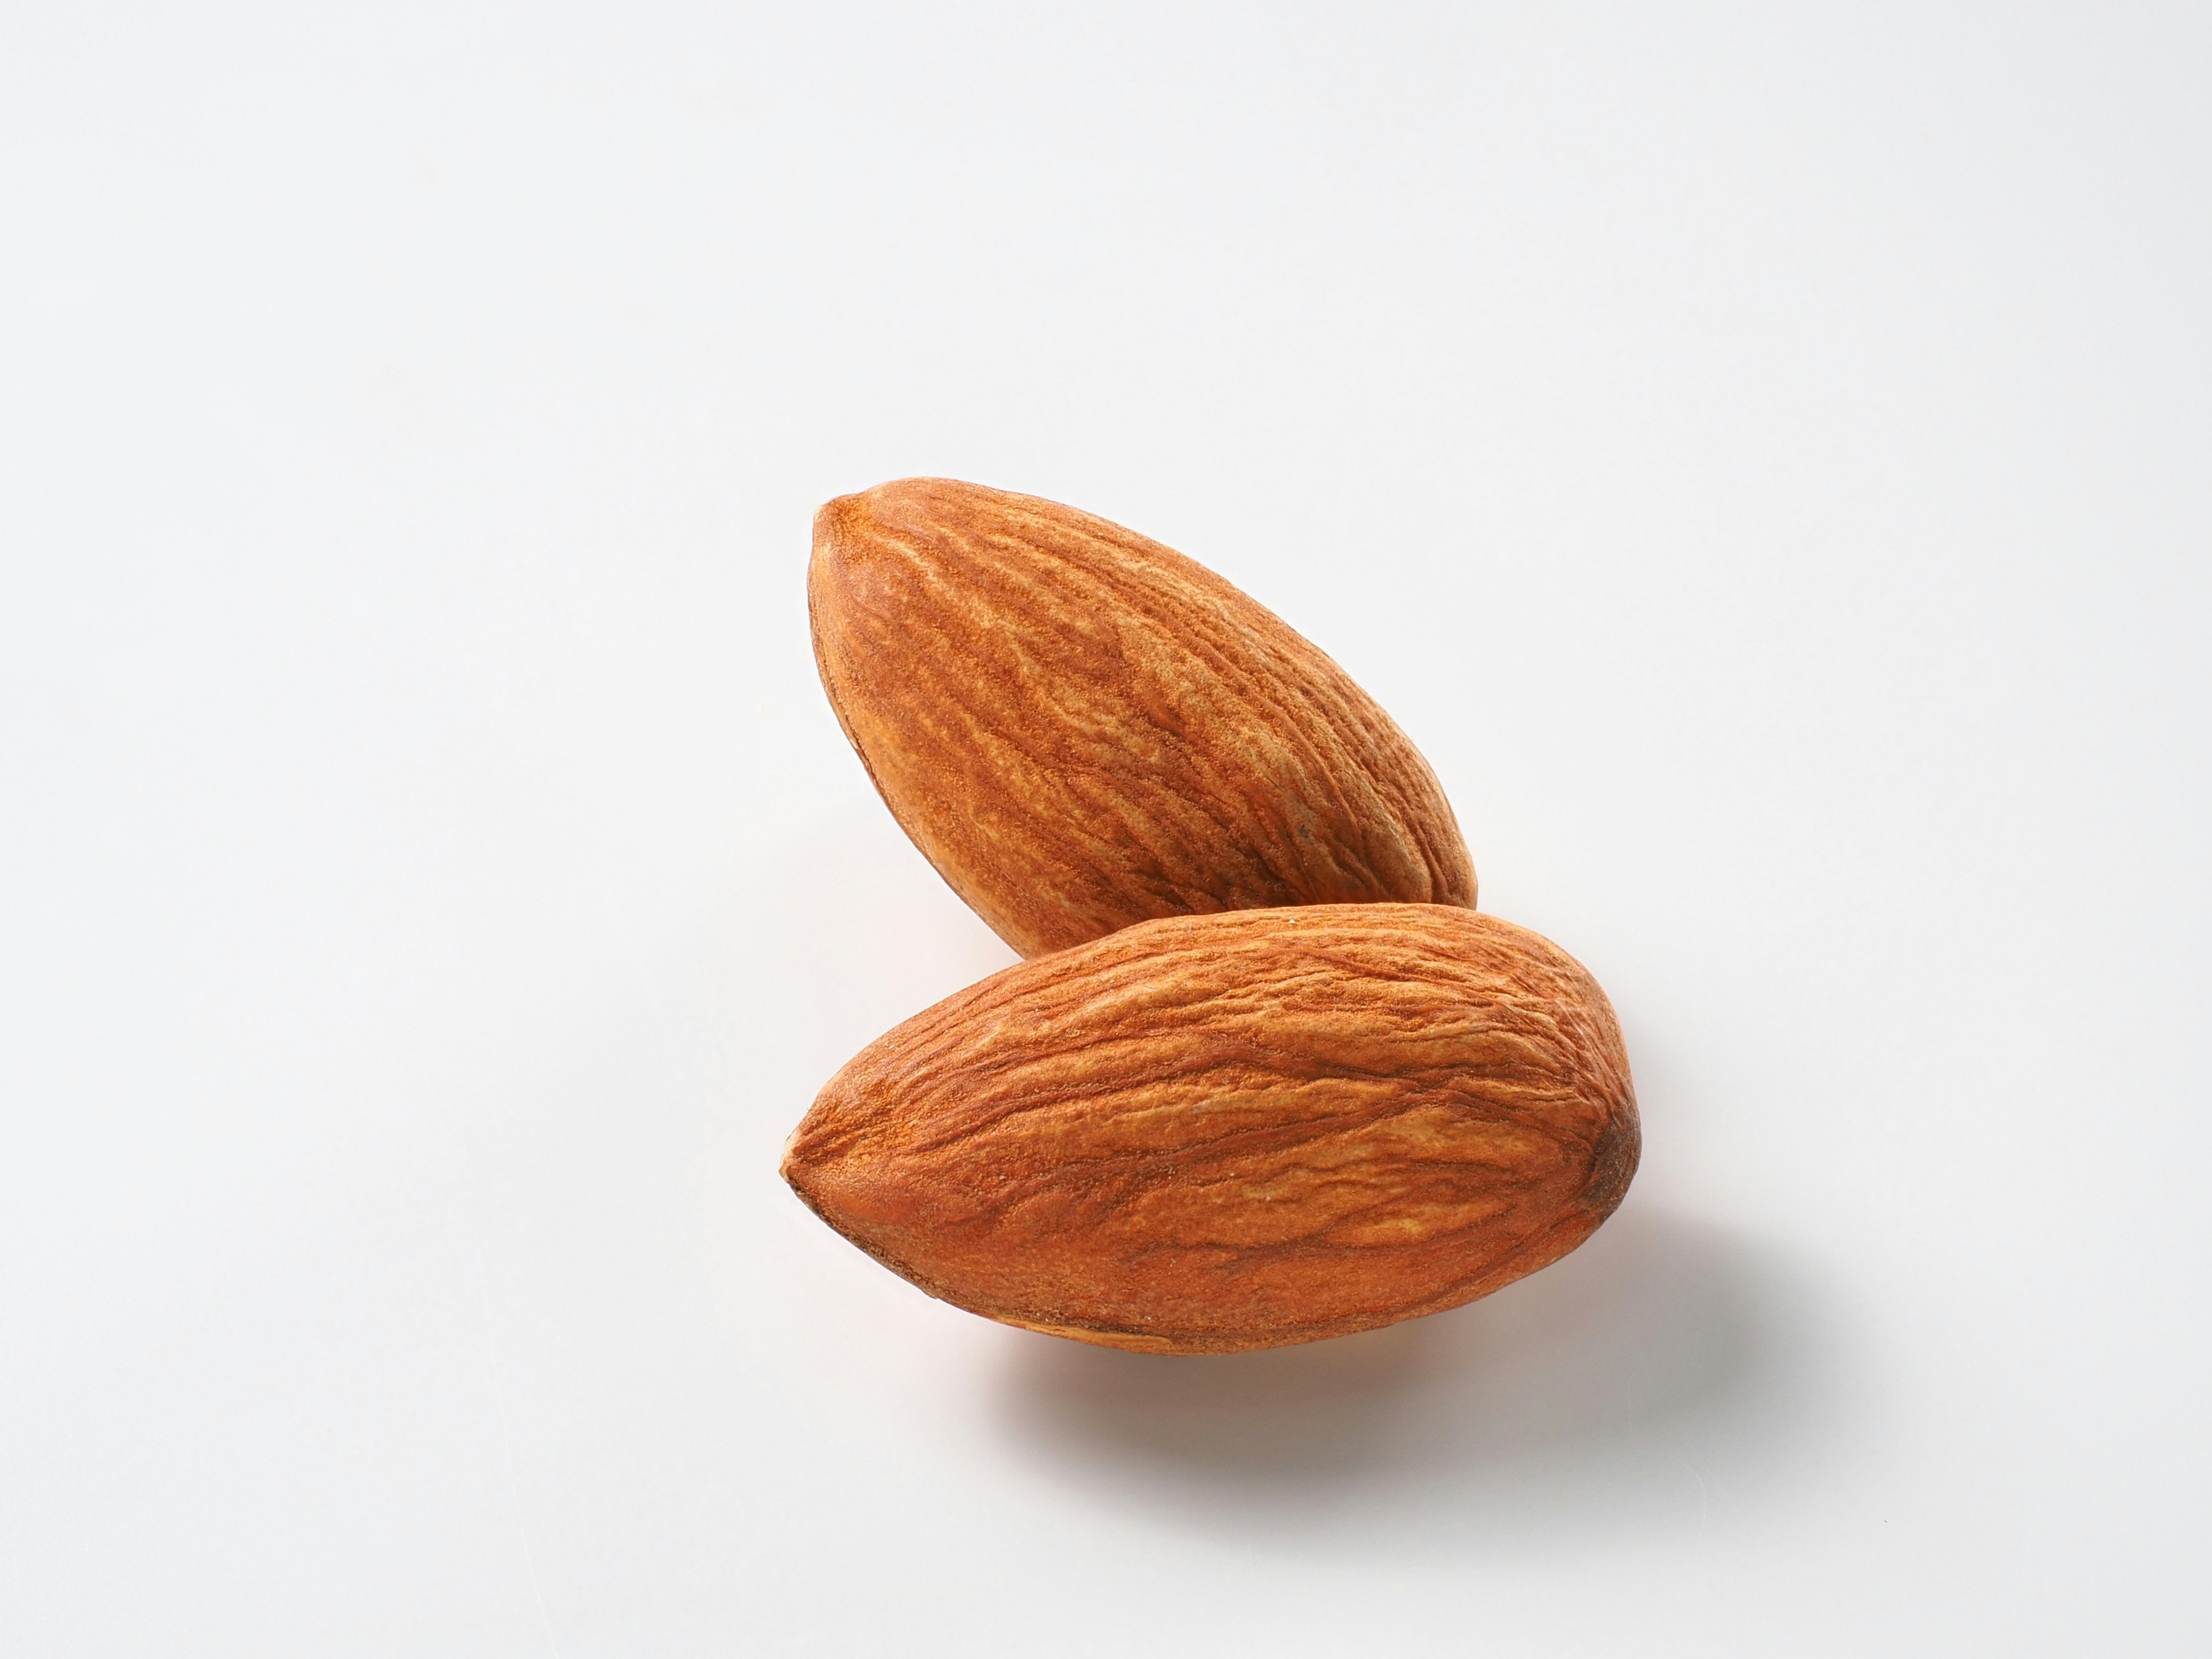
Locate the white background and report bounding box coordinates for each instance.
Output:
[4,5,2207,1653]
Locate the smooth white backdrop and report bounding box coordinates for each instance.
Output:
[4,5,2207,1653]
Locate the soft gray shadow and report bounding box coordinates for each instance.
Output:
[993,1204,1855,1544]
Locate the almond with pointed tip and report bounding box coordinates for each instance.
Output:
[808,478,1477,958]
[782,903,1637,1354]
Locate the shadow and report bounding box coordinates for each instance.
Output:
[992,1204,1854,1546]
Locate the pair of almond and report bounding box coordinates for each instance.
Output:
[782,479,1639,1354]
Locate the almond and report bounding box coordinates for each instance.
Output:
[808,478,1476,958]
[782,904,1637,1354]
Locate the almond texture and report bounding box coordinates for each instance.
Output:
[781,904,1637,1354]
[808,478,1477,958]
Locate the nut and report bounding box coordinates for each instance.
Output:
[782,903,1637,1354]
[809,478,1476,958]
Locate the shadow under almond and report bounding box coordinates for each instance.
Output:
[987,1203,1860,1548]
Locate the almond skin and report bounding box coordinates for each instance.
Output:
[808,478,1476,959]
[782,904,1637,1354]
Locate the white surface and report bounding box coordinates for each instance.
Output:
[4,5,2207,1653]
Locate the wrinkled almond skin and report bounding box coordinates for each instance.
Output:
[782,904,1637,1354]
[809,478,1476,958]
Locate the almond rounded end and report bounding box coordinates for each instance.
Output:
[778,1130,812,1202]
[810,491,873,568]
[812,478,961,562]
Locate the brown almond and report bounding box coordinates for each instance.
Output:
[808,478,1476,959]
[782,904,1637,1354]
